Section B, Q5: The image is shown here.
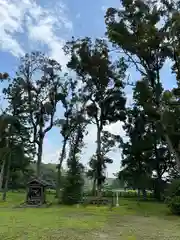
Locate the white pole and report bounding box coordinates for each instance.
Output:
[116,192,119,207]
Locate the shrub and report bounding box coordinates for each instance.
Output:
[61,160,84,205]
[166,180,180,215]
[84,189,154,199]
[166,179,180,198]
[62,175,84,205]
[167,196,180,215]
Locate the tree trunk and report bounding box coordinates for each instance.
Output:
[155,166,162,201]
[96,126,102,198]
[0,158,6,191]
[137,188,141,201]
[142,188,147,201]
[164,132,180,171]
[37,138,43,178]
[92,178,96,196]
[154,169,163,201]
[159,111,180,171]
[2,152,11,201]
[152,123,162,201]
[153,179,161,201]
[56,139,67,201]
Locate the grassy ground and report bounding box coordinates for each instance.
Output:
[0,192,180,239]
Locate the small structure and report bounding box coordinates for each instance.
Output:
[26,178,49,206]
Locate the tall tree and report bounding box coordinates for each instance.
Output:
[55,77,88,200]
[87,130,120,195]
[105,0,180,170]
[120,80,175,200]
[4,52,64,177]
[62,111,86,205]
[64,37,126,195]
[120,102,152,197]
[0,114,26,200]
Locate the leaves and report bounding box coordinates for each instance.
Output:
[2,0,180,201]
[3,51,65,176]
[0,72,9,80]
[66,37,127,193]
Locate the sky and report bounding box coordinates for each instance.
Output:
[0,0,177,177]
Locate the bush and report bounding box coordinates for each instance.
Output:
[84,189,154,199]
[166,180,180,215]
[167,196,180,215]
[61,159,84,205]
[62,174,84,205]
[166,179,180,198]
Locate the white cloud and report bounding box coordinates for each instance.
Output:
[0,0,26,56]
[26,1,72,67]
[0,0,72,67]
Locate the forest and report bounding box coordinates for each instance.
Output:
[1,0,180,215]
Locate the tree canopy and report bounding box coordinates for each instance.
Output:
[1,0,180,203]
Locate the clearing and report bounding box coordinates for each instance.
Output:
[0,192,180,240]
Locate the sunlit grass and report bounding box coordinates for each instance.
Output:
[0,192,179,239]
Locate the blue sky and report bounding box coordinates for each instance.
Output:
[0,0,177,177]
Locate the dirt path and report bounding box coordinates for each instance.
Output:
[43,214,180,240]
[92,215,180,240]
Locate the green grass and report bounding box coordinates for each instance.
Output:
[0,192,180,239]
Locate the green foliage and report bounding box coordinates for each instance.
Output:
[55,78,89,201]
[87,130,120,194]
[118,79,174,201]
[103,0,180,202]
[65,37,126,194]
[0,72,9,80]
[61,114,86,205]
[167,179,180,198]
[62,159,84,205]
[167,196,180,215]
[105,0,180,172]
[3,52,65,176]
[3,0,180,208]
[166,180,180,214]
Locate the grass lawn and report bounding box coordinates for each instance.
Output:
[0,192,180,239]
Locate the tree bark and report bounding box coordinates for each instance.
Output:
[37,138,43,178]
[142,188,147,201]
[164,132,180,171]
[152,122,162,201]
[56,139,67,201]
[0,158,6,191]
[92,178,96,196]
[137,188,141,202]
[96,125,102,198]
[2,151,11,201]
[159,110,180,171]
[0,137,8,192]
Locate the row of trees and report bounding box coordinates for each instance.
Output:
[108,0,180,201]
[1,0,180,205]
